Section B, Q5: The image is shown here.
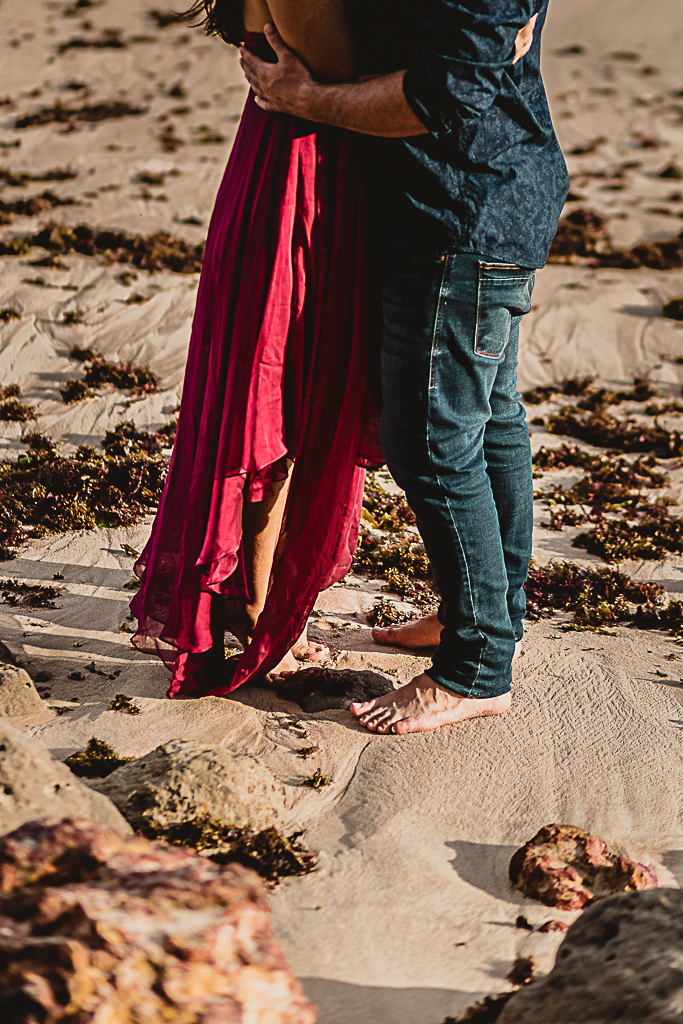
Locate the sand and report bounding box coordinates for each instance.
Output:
[2,1,683,1020]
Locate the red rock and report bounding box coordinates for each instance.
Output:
[0,817,317,1024]
[509,823,657,911]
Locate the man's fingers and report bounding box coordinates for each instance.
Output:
[263,21,288,57]
[254,96,278,112]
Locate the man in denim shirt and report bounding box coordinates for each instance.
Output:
[242,1,569,733]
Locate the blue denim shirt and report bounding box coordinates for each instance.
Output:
[359,0,569,270]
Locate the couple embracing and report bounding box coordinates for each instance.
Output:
[130,0,569,735]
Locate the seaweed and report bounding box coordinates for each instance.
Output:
[574,505,683,562]
[506,956,536,987]
[108,693,140,715]
[366,597,415,628]
[523,376,595,405]
[14,99,144,129]
[0,167,77,187]
[0,430,170,554]
[69,345,98,361]
[663,298,683,321]
[82,356,158,395]
[0,384,20,400]
[523,559,679,633]
[363,472,416,530]
[102,419,177,456]
[0,309,20,322]
[141,816,316,884]
[546,407,683,456]
[0,221,204,273]
[352,529,432,583]
[64,737,133,778]
[60,379,93,403]
[0,400,35,422]
[296,746,320,759]
[0,191,75,219]
[57,30,129,54]
[302,769,331,790]
[548,209,683,269]
[0,579,62,608]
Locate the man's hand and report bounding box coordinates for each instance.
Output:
[513,13,537,64]
[240,24,313,116]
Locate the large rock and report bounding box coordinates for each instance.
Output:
[0,722,130,836]
[498,889,683,1023]
[91,739,286,835]
[0,817,317,1024]
[509,824,657,910]
[0,664,44,718]
[274,667,396,712]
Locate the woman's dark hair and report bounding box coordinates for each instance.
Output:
[182,0,243,47]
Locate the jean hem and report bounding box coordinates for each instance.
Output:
[425,666,512,700]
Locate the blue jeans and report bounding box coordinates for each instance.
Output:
[380,253,536,699]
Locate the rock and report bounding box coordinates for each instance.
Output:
[498,889,683,1024]
[91,739,286,835]
[0,722,131,836]
[509,824,657,910]
[274,667,396,712]
[0,664,44,718]
[0,817,317,1024]
[0,640,16,665]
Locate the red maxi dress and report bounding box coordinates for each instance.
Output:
[130,33,380,697]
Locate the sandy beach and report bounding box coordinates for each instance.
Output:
[2,1,683,1020]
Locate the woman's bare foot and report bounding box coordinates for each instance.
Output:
[350,673,511,734]
[372,614,523,663]
[265,631,329,681]
[372,611,442,649]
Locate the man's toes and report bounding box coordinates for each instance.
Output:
[350,699,376,717]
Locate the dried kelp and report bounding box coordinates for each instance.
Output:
[14,99,144,129]
[366,597,415,627]
[0,579,62,608]
[574,505,683,562]
[59,354,160,400]
[57,30,129,54]
[140,816,316,884]
[0,384,20,400]
[0,191,75,219]
[523,376,594,404]
[547,407,683,456]
[108,693,140,715]
[352,529,431,582]
[302,769,331,790]
[0,400,35,422]
[363,472,416,530]
[0,429,170,557]
[65,738,133,778]
[442,992,516,1023]
[548,208,683,269]
[663,298,683,321]
[0,309,20,322]
[0,166,76,186]
[0,222,204,273]
[524,560,682,634]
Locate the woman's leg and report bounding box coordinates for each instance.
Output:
[225,467,328,675]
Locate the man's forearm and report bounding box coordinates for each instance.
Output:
[282,71,428,138]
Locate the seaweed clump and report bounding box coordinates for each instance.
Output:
[441,992,516,1023]
[524,560,683,635]
[0,399,35,422]
[141,816,316,885]
[0,579,62,608]
[363,472,416,530]
[0,222,204,274]
[64,737,133,778]
[14,99,144,129]
[548,208,683,270]
[0,428,171,558]
[62,348,160,401]
[366,597,416,628]
[108,693,140,715]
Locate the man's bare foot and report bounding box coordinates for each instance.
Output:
[350,673,511,734]
[372,612,442,649]
[372,614,523,663]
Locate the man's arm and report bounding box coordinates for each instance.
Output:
[240,4,538,139]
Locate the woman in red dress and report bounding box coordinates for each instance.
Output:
[130,0,381,697]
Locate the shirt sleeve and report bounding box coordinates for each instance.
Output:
[403,0,539,140]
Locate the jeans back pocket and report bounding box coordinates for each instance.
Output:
[474,261,535,360]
